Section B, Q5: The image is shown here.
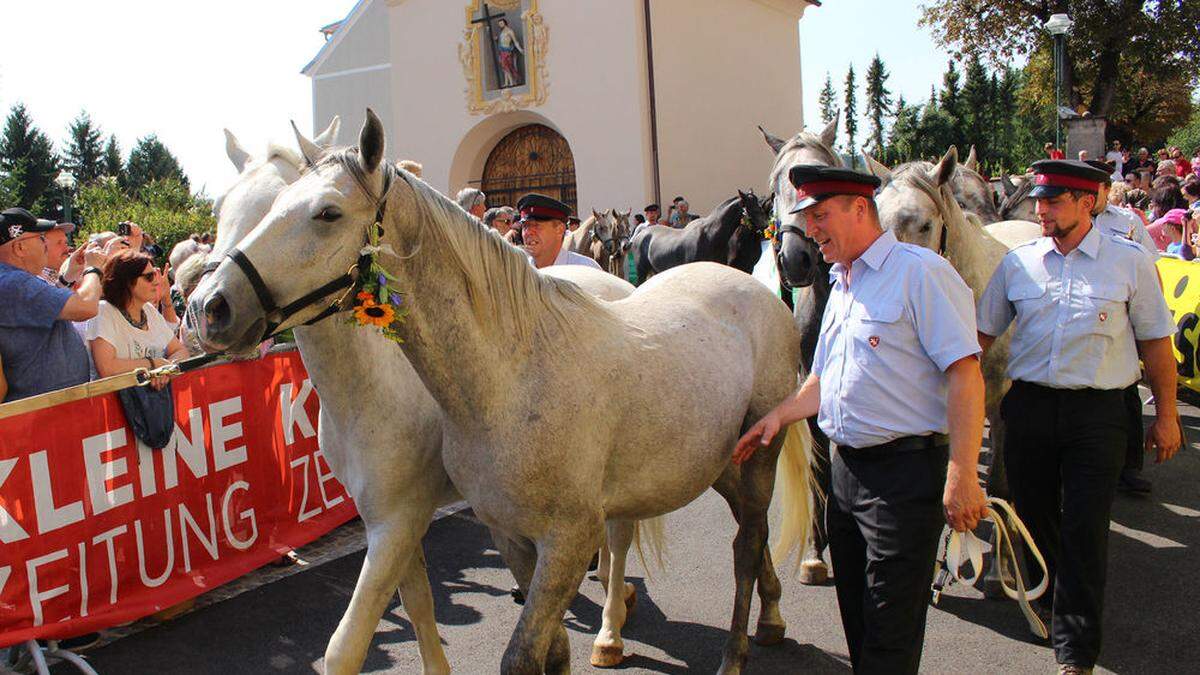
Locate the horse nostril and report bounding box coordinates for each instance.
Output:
[204,293,231,332]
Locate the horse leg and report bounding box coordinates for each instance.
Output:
[499,522,602,675]
[591,519,636,667]
[801,422,832,585]
[595,539,610,587]
[396,547,451,675]
[324,517,426,675]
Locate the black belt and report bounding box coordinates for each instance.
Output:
[838,433,949,457]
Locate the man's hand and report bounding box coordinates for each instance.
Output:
[62,246,88,283]
[1146,413,1182,463]
[83,243,108,269]
[943,466,987,532]
[733,409,783,465]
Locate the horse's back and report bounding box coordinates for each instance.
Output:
[985,219,1041,250]
[542,265,634,301]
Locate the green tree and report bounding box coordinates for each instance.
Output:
[843,64,859,167]
[818,73,838,126]
[76,177,214,263]
[0,103,60,215]
[864,53,893,156]
[125,135,188,194]
[64,111,104,185]
[920,0,1200,141]
[939,60,962,122]
[959,55,992,159]
[1167,102,1200,156]
[915,106,959,161]
[102,135,124,182]
[884,96,921,165]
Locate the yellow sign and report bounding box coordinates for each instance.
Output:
[1156,257,1200,392]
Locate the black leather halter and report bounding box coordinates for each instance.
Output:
[773,222,810,291]
[219,165,394,342]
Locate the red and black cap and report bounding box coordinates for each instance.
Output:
[0,207,56,246]
[517,193,571,223]
[787,165,882,214]
[1028,160,1110,198]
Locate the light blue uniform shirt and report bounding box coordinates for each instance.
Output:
[1094,204,1156,255]
[812,230,981,448]
[977,226,1175,390]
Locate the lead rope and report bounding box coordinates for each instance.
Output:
[932,497,1050,639]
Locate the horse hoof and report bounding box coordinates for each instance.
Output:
[590,644,625,668]
[799,560,828,585]
[623,582,637,615]
[754,622,786,646]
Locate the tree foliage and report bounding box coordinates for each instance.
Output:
[1167,102,1200,156]
[102,136,124,183]
[843,64,858,166]
[919,0,1200,142]
[818,73,838,126]
[64,111,104,185]
[864,54,893,155]
[0,103,60,216]
[77,177,214,263]
[125,135,188,194]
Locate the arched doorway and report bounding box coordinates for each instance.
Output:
[480,124,577,213]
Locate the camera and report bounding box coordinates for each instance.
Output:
[117,221,132,236]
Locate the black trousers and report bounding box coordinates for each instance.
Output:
[827,441,947,675]
[1123,383,1144,473]
[1002,381,1126,667]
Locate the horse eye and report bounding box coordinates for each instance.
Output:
[316,206,342,222]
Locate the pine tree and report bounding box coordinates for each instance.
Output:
[928,85,938,109]
[818,73,838,126]
[864,54,893,156]
[885,95,922,164]
[125,135,188,194]
[960,56,992,160]
[0,103,60,215]
[102,135,124,182]
[64,111,104,185]
[843,64,858,167]
[939,61,961,122]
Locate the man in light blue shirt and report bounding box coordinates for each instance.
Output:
[977,159,1179,675]
[734,165,986,675]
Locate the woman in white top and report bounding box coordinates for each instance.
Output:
[87,250,187,389]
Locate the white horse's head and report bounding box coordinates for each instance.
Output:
[870,147,965,252]
[191,112,395,353]
[760,113,842,287]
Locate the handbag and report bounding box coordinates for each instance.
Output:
[117,380,176,449]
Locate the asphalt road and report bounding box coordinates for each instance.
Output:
[48,394,1200,674]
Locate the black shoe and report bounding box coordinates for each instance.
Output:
[1118,470,1152,494]
[510,585,525,605]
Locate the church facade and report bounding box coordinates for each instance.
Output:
[304,0,819,216]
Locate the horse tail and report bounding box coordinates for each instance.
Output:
[632,515,668,578]
[770,421,821,575]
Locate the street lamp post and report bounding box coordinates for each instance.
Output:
[54,171,77,225]
[1044,13,1073,150]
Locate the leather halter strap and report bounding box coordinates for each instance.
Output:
[773,222,811,291]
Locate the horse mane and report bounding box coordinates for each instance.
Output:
[999,174,1035,219]
[313,149,603,342]
[768,131,843,193]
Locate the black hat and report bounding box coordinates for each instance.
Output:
[0,207,55,246]
[644,203,660,212]
[1028,160,1110,198]
[517,193,571,223]
[787,165,882,214]
[1084,159,1115,184]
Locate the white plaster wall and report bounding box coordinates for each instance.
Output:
[384,0,652,213]
[649,0,807,214]
[310,0,394,144]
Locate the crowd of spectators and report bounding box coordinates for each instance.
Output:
[1096,146,1200,260]
[0,213,215,404]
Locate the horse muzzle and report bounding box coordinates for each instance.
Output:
[188,274,268,356]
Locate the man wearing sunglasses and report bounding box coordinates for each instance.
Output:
[0,207,105,402]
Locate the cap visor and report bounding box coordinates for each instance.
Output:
[31,219,58,232]
[1028,185,1067,199]
[788,195,821,214]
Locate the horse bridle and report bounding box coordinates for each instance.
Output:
[204,163,396,343]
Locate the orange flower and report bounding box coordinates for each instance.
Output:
[354,301,395,328]
[356,291,375,303]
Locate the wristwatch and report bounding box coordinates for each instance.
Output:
[82,266,102,278]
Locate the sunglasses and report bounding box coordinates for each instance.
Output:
[139,268,161,282]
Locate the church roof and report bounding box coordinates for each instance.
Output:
[301,0,373,76]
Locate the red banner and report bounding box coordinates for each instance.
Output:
[0,351,356,646]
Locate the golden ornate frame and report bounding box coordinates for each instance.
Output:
[458,0,548,115]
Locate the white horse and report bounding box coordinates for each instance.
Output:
[202,124,648,674]
[190,110,814,675]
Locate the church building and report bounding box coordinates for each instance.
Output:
[303,0,819,216]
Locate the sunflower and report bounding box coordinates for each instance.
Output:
[354,301,395,328]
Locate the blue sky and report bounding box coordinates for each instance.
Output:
[0,1,952,198]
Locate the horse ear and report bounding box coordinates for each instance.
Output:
[359,108,386,174]
[313,115,341,149]
[964,145,979,173]
[818,110,839,148]
[290,120,323,168]
[223,129,251,173]
[758,125,787,154]
[1000,173,1018,197]
[862,152,893,185]
[762,192,775,210]
[592,208,601,219]
[932,146,959,187]
[738,189,749,201]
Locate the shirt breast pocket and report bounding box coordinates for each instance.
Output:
[852,302,905,367]
[1081,282,1129,337]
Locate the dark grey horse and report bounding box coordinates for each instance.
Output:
[630,190,770,283]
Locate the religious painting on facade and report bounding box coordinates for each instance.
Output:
[459,0,548,115]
